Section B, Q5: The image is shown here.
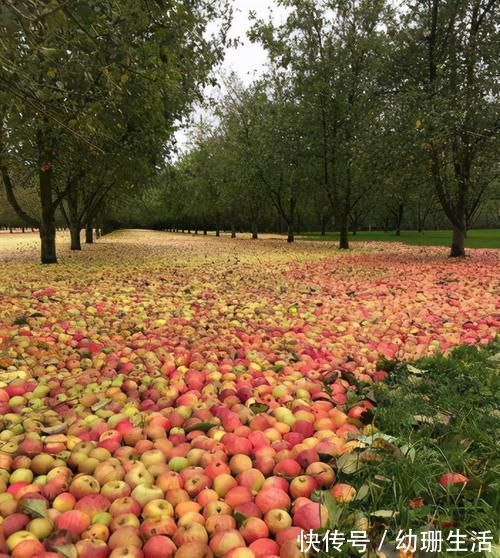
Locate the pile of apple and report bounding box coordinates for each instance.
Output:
[0,351,381,558]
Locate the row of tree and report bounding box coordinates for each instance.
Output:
[144,0,498,256]
[0,0,230,263]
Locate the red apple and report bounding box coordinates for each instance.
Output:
[143,535,176,558]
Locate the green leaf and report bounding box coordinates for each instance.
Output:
[184,421,217,434]
[91,398,111,412]
[336,452,364,474]
[354,483,370,501]
[323,490,343,528]
[371,509,398,518]
[53,544,77,558]
[20,497,49,519]
[233,512,247,528]
[249,402,269,414]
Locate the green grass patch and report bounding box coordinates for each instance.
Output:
[313,341,500,557]
[300,229,500,249]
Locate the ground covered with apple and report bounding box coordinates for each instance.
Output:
[0,231,498,558]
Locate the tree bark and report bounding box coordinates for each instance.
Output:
[70,225,81,250]
[231,224,236,238]
[39,167,57,264]
[450,226,465,257]
[203,229,207,235]
[251,222,258,240]
[339,221,349,249]
[85,222,93,244]
[287,222,294,243]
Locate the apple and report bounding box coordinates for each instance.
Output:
[236,469,265,493]
[289,475,318,499]
[75,539,110,558]
[125,466,154,489]
[213,474,237,498]
[52,492,77,513]
[55,510,90,535]
[224,486,252,508]
[94,460,125,485]
[205,514,236,534]
[177,512,205,528]
[102,481,131,500]
[255,488,291,514]
[109,547,144,558]
[293,501,328,530]
[208,530,246,558]
[2,514,30,537]
[263,509,292,534]
[165,489,189,508]
[132,484,164,507]
[174,542,214,558]
[168,457,189,472]
[109,497,141,517]
[11,539,45,558]
[69,475,101,499]
[143,535,177,558]
[184,475,211,497]
[249,539,279,558]
[173,523,208,547]
[228,455,252,475]
[305,462,335,487]
[6,531,38,552]
[239,517,269,544]
[143,499,174,519]
[202,500,232,520]
[82,523,110,542]
[176,501,202,517]
[110,513,141,531]
[108,526,143,550]
[438,472,469,487]
[140,516,177,539]
[75,494,111,517]
[331,483,356,503]
[26,517,53,540]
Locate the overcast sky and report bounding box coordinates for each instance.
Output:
[223,0,288,84]
[174,0,288,153]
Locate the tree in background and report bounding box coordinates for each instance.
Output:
[0,0,230,262]
[393,0,499,256]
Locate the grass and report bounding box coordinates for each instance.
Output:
[300,229,500,249]
[313,341,500,557]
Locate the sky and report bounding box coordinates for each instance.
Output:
[174,0,289,153]
[223,0,288,85]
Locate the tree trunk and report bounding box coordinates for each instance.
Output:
[70,225,81,250]
[321,214,327,236]
[203,229,207,236]
[85,222,93,244]
[39,168,57,264]
[231,224,236,238]
[287,222,294,243]
[450,226,465,257]
[339,221,349,249]
[251,222,258,240]
[395,203,404,236]
[215,227,220,237]
[9,225,12,233]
